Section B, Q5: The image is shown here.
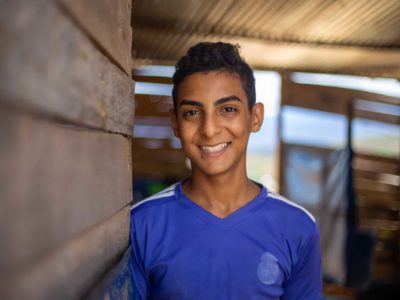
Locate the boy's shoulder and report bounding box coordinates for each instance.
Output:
[266,190,316,227]
[262,190,318,246]
[130,183,179,216]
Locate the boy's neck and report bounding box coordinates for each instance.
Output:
[182,171,261,218]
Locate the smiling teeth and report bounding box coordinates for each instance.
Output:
[200,143,228,153]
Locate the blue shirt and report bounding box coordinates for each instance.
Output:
[130,182,322,300]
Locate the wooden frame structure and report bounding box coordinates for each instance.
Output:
[0,1,134,299]
[279,78,400,285]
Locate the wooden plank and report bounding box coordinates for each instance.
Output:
[133,75,173,84]
[355,178,399,194]
[281,81,400,114]
[356,189,397,204]
[59,0,133,75]
[354,169,400,183]
[133,161,189,179]
[355,153,400,165]
[0,108,132,273]
[281,81,349,115]
[0,207,130,300]
[354,109,400,125]
[87,246,134,300]
[375,229,400,240]
[359,219,400,231]
[358,207,398,221]
[135,94,173,117]
[132,137,188,178]
[353,157,399,174]
[357,198,398,210]
[133,138,181,150]
[135,115,171,127]
[133,148,185,164]
[351,89,400,107]
[0,0,134,136]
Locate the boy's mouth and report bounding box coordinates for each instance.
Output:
[199,142,230,153]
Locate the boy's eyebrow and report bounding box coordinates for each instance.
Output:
[214,95,241,106]
[179,95,241,107]
[179,99,203,107]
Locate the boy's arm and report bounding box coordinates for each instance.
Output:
[281,224,323,300]
[129,213,150,300]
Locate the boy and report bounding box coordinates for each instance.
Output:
[130,42,322,299]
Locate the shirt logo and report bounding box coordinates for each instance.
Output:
[257,252,280,285]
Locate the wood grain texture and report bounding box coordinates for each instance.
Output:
[59,0,133,75]
[133,75,173,84]
[87,246,135,300]
[0,207,130,300]
[281,81,348,115]
[0,107,132,273]
[0,0,134,136]
[354,109,400,125]
[281,81,400,117]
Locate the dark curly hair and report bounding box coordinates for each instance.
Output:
[172,42,255,112]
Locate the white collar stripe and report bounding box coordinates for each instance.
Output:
[131,184,177,210]
[131,191,175,210]
[268,192,316,223]
[157,186,175,195]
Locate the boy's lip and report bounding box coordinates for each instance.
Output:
[198,142,231,154]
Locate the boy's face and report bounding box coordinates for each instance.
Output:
[171,71,263,177]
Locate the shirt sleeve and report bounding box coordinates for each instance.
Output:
[281,223,323,300]
[129,210,150,300]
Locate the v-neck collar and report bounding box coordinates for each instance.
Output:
[175,181,268,230]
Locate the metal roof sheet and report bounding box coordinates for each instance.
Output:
[132,0,400,78]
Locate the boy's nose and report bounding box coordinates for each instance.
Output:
[200,114,221,138]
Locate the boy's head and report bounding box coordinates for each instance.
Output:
[170,42,264,177]
[172,42,256,113]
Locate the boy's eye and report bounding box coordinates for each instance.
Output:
[183,109,201,118]
[221,106,237,113]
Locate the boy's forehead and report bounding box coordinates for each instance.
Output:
[183,70,240,83]
[176,71,247,102]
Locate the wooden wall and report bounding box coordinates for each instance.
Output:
[279,80,400,285]
[0,0,134,299]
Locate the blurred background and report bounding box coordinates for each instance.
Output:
[0,0,399,299]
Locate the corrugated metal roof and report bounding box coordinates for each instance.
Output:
[132,0,400,78]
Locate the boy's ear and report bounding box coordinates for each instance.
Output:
[170,108,180,138]
[250,102,264,133]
